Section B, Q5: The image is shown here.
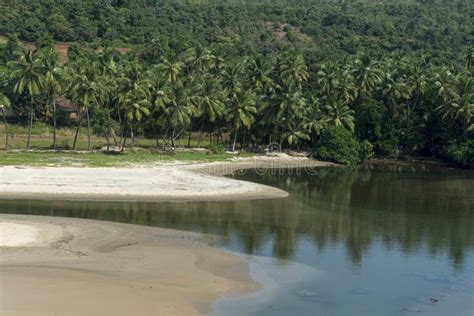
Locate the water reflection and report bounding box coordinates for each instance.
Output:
[1,166,472,269]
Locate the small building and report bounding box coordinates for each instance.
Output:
[55,97,79,119]
[0,97,80,120]
[0,108,16,118]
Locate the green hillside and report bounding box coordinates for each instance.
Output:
[0,0,472,166]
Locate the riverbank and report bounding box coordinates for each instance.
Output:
[0,155,336,202]
[0,214,258,315]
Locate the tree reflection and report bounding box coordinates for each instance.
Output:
[1,166,472,268]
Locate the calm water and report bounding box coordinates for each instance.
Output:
[1,165,473,315]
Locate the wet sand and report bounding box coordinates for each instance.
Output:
[0,215,257,316]
[0,155,335,315]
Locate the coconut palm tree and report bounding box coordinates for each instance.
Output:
[381,72,411,109]
[279,52,309,89]
[68,65,106,151]
[222,62,243,92]
[156,58,183,85]
[227,87,257,151]
[351,54,383,95]
[162,81,198,148]
[406,65,428,110]
[115,59,147,145]
[246,55,274,93]
[432,68,455,104]
[304,96,328,141]
[8,48,45,149]
[264,82,307,145]
[42,48,63,149]
[465,46,474,70]
[97,49,119,147]
[337,71,358,103]
[184,44,213,73]
[145,74,170,147]
[449,76,474,130]
[194,74,225,145]
[209,52,225,77]
[283,124,310,147]
[324,100,355,132]
[118,86,151,148]
[0,93,11,150]
[316,62,340,99]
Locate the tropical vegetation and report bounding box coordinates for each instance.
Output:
[0,0,472,167]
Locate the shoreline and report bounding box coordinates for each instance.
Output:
[0,155,336,203]
[0,214,259,316]
[0,155,336,315]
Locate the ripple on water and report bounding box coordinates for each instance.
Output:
[412,295,446,305]
[350,287,371,295]
[413,272,451,283]
[401,306,422,314]
[294,289,329,303]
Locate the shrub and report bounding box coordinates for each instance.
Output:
[360,140,374,161]
[60,139,70,150]
[315,126,360,165]
[445,139,473,168]
[208,143,225,154]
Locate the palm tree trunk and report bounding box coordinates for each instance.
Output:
[52,97,57,150]
[26,97,34,150]
[111,129,118,146]
[86,108,91,151]
[117,103,123,147]
[151,124,160,148]
[197,117,205,147]
[73,113,83,150]
[219,128,223,145]
[187,122,193,148]
[130,126,135,148]
[232,128,238,152]
[121,131,128,151]
[103,131,111,150]
[171,127,176,149]
[106,101,114,147]
[2,108,8,150]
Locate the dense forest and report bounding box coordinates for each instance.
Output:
[0,0,472,166]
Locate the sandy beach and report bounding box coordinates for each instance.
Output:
[0,155,335,315]
[0,215,258,316]
[0,156,335,202]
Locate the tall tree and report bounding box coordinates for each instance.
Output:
[324,100,355,132]
[42,48,63,149]
[227,87,257,151]
[194,74,225,145]
[351,54,383,96]
[118,86,150,148]
[68,65,105,150]
[162,80,197,148]
[8,49,45,150]
[279,52,309,89]
[0,93,11,150]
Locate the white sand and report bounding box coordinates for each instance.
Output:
[0,157,334,202]
[0,222,38,246]
[0,220,63,247]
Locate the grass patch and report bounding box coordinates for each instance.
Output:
[0,123,255,166]
[0,123,215,150]
[0,150,254,167]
